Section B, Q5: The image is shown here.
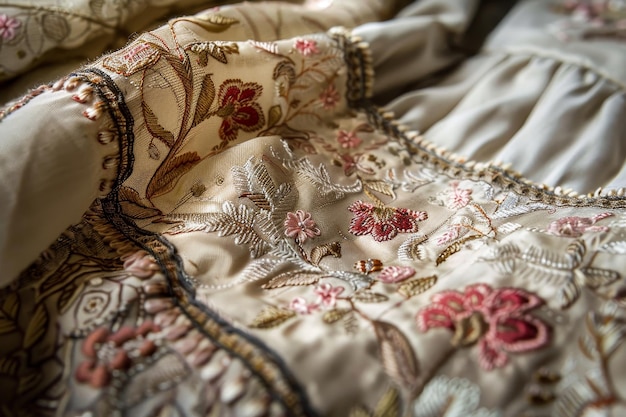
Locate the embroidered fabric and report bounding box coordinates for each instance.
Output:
[1,1,626,416]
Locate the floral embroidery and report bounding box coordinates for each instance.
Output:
[0,14,20,41]
[217,79,265,142]
[289,297,320,314]
[417,284,550,370]
[412,375,502,417]
[294,38,319,56]
[314,283,344,307]
[447,181,473,210]
[319,83,340,109]
[102,42,161,76]
[547,212,612,237]
[75,322,160,388]
[336,153,375,176]
[552,0,626,41]
[377,266,415,283]
[284,210,321,243]
[336,129,362,148]
[348,200,428,242]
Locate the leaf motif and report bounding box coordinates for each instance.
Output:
[120,201,162,219]
[23,304,49,349]
[42,14,69,42]
[322,308,352,324]
[142,102,175,148]
[185,14,239,33]
[58,282,85,314]
[373,387,401,417]
[582,267,620,289]
[351,291,388,303]
[262,271,320,289]
[491,202,554,219]
[192,74,215,127]
[118,186,162,218]
[436,235,481,266]
[398,234,428,262]
[249,306,296,329]
[146,152,201,198]
[267,105,282,128]
[0,312,16,335]
[0,357,19,376]
[18,371,41,395]
[397,275,437,298]
[240,193,270,210]
[3,293,19,318]
[373,321,419,390]
[599,241,626,255]
[272,60,296,84]
[364,180,396,200]
[310,242,342,265]
[251,41,280,55]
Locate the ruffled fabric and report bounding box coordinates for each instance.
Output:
[359,0,626,194]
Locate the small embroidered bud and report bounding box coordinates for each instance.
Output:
[354,258,383,274]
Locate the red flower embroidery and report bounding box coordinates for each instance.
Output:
[417,284,550,371]
[284,210,321,243]
[294,38,319,56]
[75,322,160,387]
[217,79,265,142]
[547,212,612,237]
[348,200,427,242]
[319,83,340,109]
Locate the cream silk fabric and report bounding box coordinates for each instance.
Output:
[1,1,626,417]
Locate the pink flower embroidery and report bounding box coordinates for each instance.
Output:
[348,200,428,242]
[417,284,550,371]
[284,210,321,243]
[216,79,265,142]
[0,14,20,41]
[319,83,340,109]
[289,297,320,314]
[337,130,362,149]
[547,212,612,237]
[447,182,472,210]
[294,38,319,56]
[378,266,415,283]
[75,322,160,387]
[314,283,344,307]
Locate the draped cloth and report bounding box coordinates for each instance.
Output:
[1,1,626,416]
